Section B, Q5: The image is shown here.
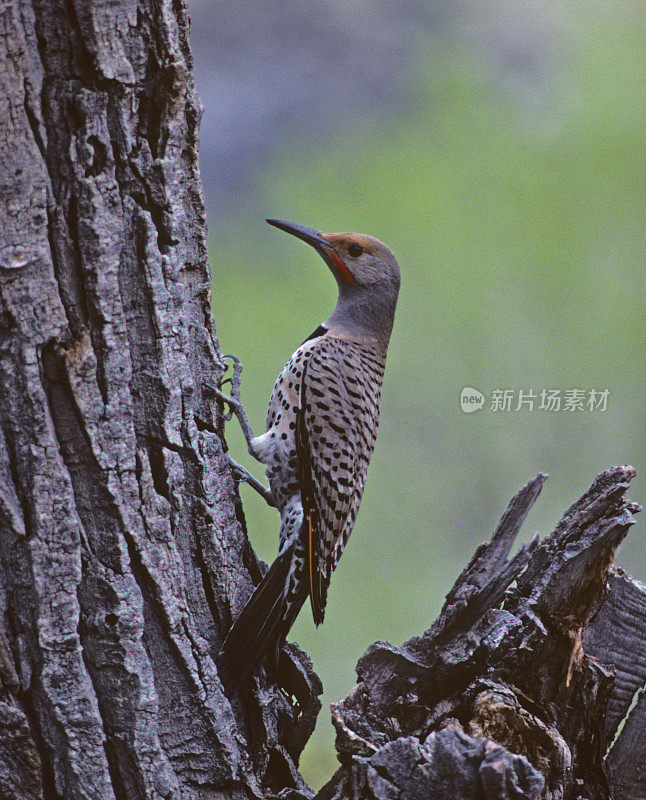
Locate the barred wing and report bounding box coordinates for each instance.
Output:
[296,337,384,625]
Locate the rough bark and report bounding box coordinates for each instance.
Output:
[0,2,319,799]
[318,467,644,800]
[1,3,644,800]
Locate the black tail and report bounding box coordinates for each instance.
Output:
[219,547,303,691]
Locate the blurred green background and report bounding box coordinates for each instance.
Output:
[191,1,645,788]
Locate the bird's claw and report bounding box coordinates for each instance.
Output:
[226,454,276,507]
[221,354,244,401]
[226,453,245,480]
[214,355,245,422]
[213,388,241,422]
[212,354,257,449]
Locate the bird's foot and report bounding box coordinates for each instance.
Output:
[213,355,244,418]
[227,454,276,508]
[214,355,256,447]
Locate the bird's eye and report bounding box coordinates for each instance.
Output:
[348,243,363,258]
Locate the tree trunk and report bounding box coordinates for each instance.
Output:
[0,2,319,799]
[0,4,643,800]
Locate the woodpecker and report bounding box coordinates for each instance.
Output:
[218,218,400,689]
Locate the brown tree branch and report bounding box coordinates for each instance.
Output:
[318,466,643,800]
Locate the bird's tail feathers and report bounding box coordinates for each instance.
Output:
[219,547,293,691]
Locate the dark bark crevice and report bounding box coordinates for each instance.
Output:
[15,683,58,800]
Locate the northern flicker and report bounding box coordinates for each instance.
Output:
[218,218,400,689]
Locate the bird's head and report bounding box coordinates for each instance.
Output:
[267,218,400,345]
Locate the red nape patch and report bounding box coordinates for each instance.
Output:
[329,251,356,285]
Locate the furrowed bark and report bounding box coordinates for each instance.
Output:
[318,466,644,800]
[0,2,319,799]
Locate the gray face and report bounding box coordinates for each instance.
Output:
[322,233,401,293]
[318,233,400,345]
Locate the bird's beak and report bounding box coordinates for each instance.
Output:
[266,219,333,253]
[267,218,357,286]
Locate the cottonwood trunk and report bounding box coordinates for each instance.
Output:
[0,2,319,799]
[0,4,643,800]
